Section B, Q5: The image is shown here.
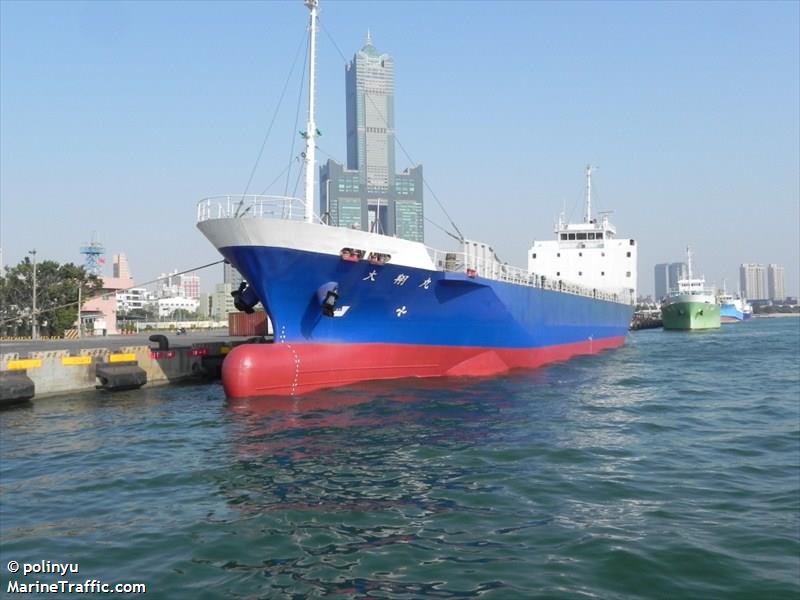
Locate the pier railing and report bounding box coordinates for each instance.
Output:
[197,195,320,224]
[426,248,634,305]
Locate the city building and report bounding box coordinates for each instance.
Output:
[223,262,244,289]
[156,297,199,318]
[740,263,767,300]
[179,273,200,300]
[320,32,424,242]
[112,253,132,280]
[654,263,668,300]
[667,262,687,293]
[211,283,236,322]
[116,287,151,313]
[81,276,133,335]
[767,264,785,301]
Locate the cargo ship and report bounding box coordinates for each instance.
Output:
[197,0,637,397]
[661,246,720,330]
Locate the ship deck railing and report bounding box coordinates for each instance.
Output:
[427,248,634,305]
[197,195,324,224]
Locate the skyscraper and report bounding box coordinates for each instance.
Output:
[654,263,669,300]
[767,264,785,301]
[320,33,424,242]
[740,263,767,300]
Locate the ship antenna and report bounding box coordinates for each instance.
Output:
[585,164,594,224]
[303,0,319,224]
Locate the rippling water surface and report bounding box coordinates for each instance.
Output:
[2,318,799,598]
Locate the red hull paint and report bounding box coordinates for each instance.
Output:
[222,337,627,398]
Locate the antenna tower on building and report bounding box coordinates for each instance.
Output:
[80,233,106,276]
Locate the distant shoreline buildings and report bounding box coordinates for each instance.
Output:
[653,260,788,303]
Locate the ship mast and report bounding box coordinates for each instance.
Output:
[584,165,594,224]
[303,0,319,224]
[686,245,693,281]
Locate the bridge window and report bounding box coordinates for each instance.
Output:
[577,233,587,240]
[597,233,604,239]
[588,233,595,240]
[560,234,567,240]
[568,233,576,240]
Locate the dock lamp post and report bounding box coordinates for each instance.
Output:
[28,249,38,340]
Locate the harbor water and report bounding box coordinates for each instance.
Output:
[1,318,798,598]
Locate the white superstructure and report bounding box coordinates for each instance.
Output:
[528,166,637,298]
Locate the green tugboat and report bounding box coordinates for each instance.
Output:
[661,246,720,330]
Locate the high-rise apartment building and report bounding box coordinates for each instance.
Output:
[320,33,424,242]
[767,264,785,301]
[654,263,668,300]
[740,263,767,300]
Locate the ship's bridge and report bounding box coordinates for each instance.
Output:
[555,214,616,248]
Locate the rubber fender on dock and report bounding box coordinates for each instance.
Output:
[148,334,169,350]
[0,371,35,407]
[95,364,147,391]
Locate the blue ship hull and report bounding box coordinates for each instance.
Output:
[218,245,633,396]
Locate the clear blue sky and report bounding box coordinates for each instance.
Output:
[2,0,798,297]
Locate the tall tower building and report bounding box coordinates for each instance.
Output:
[320,32,424,242]
[740,263,767,300]
[767,264,785,301]
[654,263,668,300]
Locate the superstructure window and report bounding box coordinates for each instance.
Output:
[626,271,631,277]
[601,271,605,276]
[557,253,560,257]
[578,271,582,276]
[627,252,631,257]
[531,253,536,259]
[579,252,583,257]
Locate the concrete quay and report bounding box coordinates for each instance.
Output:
[0,331,268,407]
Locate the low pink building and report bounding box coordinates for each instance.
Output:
[81,276,133,335]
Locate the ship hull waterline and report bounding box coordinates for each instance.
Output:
[223,336,627,397]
